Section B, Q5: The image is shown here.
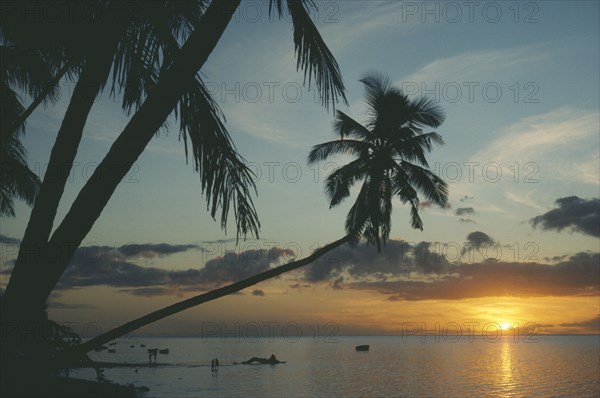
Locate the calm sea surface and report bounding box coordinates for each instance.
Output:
[70,335,600,397]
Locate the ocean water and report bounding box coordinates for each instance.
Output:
[70,335,600,397]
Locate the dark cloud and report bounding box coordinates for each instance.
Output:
[455,207,475,216]
[252,289,265,296]
[0,235,20,245]
[54,244,294,296]
[459,218,475,223]
[466,231,494,245]
[47,301,95,310]
[289,283,311,289]
[530,196,600,237]
[201,238,238,244]
[119,287,176,297]
[559,315,600,330]
[304,240,447,282]
[459,195,474,202]
[544,255,568,262]
[413,241,449,273]
[351,252,599,300]
[419,201,451,210]
[300,233,599,301]
[419,201,433,209]
[118,243,203,258]
[197,247,294,286]
[461,231,495,258]
[332,277,344,290]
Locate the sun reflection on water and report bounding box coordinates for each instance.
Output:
[499,338,515,396]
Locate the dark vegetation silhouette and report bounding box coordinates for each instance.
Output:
[0,120,41,217]
[1,0,448,394]
[308,73,448,249]
[0,43,60,216]
[1,0,96,216]
[1,0,345,395]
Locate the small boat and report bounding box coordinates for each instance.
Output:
[108,342,117,346]
[140,344,146,347]
[159,349,170,354]
[355,345,370,351]
[108,349,116,353]
[130,345,135,348]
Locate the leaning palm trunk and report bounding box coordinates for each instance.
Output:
[3,35,122,319]
[63,235,350,361]
[4,0,243,320]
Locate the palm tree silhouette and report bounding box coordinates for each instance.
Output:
[2,1,346,382]
[3,1,209,308]
[0,43,63,216]
[4,0,346,320]
[308,72,449,250]
[0,128,40,217]
[69,73,448,359]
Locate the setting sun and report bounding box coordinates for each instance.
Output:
[500,322,511,330]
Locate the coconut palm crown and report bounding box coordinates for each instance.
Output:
[308,72,449,250]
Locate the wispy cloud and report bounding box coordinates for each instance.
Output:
[471,108,599,184]
[505,191,546,212]
[400,46,548,85]
[320,2,415,53]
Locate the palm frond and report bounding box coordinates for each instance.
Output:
[0,81,25,136]
[360,72,390,104]
[390,167,418,204]
[111,21,161,114]
[268,0,285,17]
[409,199,423,230]
[362,222,381,251]
[0,46,61,104]
[409,96,445,128]
[380,176,392,245]
[324,158,368,208]
[398,161,448,207]
[111,0,206,114]
[0,157,40,207]
[390,132,445,167]
[177,76,260,240]
[359,71,391,117]
[345,182,370,246]
[0,122,41,217]
[333,111,372,140]
[285,0,347,110]
[308,139,372,164]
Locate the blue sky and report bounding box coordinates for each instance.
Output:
[1,1,599,335]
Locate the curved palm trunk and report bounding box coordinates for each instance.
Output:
[64,235,350,361]
[4,0,242,319]
[8,62,72,134]
[3,35,121,319]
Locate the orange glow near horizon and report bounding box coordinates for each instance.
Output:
[48,281,600,337]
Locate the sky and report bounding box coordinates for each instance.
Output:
[1,1,599,339]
